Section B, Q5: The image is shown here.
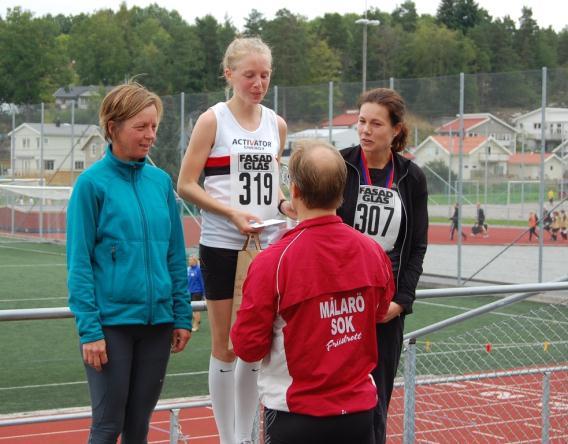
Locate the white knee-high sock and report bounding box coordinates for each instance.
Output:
[234,358,261,443]
[209,356,236,444]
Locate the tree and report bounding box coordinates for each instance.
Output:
[424,159,457,194]
[0,8,73,104]
[243,9,266,37]
[558,28,568,66]
[392,0,418,32]
[437,0,486,33]
[514,7,539,68]
[263,9,310,86]
[195,15,224,91]
[69,10,130,85]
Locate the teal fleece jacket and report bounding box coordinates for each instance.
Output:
[67,146,192,344]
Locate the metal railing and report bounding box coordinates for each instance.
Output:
[1,282,567,443]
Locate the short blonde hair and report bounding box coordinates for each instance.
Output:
[99,82,163,142]
[223,37,272,72]
[289,139,346,210]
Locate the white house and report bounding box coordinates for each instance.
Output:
[284,128,359,157]
[507,152,564,180]
[512,107,568,151]
[435,113,518,152]
[53,86,112,110]
[413,135,511,180]
[8,123,105,177]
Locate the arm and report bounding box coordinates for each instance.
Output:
[395,169,428,315]
[176,110,262,234]
[230,254,277,362]
[67,175,108,371]
[67,175,103,344]
[167,182,192,352]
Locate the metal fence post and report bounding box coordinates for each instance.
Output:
[457,73,465,285]
[40,102,44,238]
[274,85,278,115]
[169,408,180,444]
[10,105,15,234]
[179,92,185,172]
[541,371,550,443]
[70,100,75,185]
[403,338,417,444]
[538,66,547,283]
[389,76,394,90]
[328,81,333,144]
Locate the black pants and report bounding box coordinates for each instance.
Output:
[529,227,538,240]
[372,315,405,444]
[83,324,173,444]
[264,408,374,444]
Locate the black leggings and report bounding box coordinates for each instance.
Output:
[264,408,374,444]
[372,315,405,444]
[83,324,173,444]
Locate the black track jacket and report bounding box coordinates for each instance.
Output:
[337,146,428,314]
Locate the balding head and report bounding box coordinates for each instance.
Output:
[288,140,347,210]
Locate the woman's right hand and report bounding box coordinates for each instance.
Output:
[82,339,108,372]
[228,209,263,235]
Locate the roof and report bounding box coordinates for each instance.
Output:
[321,111,359,127]
[288,128,356,138]
[512,107,568,123]
[436,117,487,133]
[435,113,518,134]
[429,135,489,155]
[53,85,112,99]
[508,152,561,165]
[9,123,102,137]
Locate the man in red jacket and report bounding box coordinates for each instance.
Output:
[231,140,394,444]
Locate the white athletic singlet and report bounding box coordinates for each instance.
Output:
[200,102,281,250]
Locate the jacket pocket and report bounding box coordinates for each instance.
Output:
[108,241,146,304]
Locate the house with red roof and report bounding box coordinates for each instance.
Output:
[413,135,511,180]
[507,152,564,180]
[435,113,518,153]
[321,110,359,129]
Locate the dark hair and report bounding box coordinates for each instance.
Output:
[357,88,409,153]
[289,140,347,210]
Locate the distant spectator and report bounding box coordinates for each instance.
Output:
[561,210,567,241]
[450,203,467,241]
[474,202,488,237]
[187,255,205,332]
[547,189,555,206]
[528,212,539,241]
[551,211,561,241]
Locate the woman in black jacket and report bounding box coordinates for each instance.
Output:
[337,88,428,444]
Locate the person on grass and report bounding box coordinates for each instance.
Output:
[232,140,394,444]
[67,82,192,443]
[177,37,291,444]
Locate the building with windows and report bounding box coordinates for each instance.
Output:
[435,113,518,152]
[412,135,512,180]
[7,123,105,179]
[512,107,568,151]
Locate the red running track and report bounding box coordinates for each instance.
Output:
[2,371,566,443]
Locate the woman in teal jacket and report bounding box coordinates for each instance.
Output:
[67,82,192,443]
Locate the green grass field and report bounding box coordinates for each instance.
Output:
[1,238,566,414]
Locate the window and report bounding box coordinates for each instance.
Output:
[534,123,541,129]
[44,160,54,170]
[91,143,98,156]
[44,137,48,145]
[36,138,40,148]
[74,161,84,170]
[487,146,491,155]
[550,165,554,171]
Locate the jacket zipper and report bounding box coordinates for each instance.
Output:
[348,153,410,301]
[131,167,154,324]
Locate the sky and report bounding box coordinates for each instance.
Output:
[0,0,565,32]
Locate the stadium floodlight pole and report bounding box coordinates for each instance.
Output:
[538,67,547,283]
[356,5,380,93]
[70,100,75,185]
